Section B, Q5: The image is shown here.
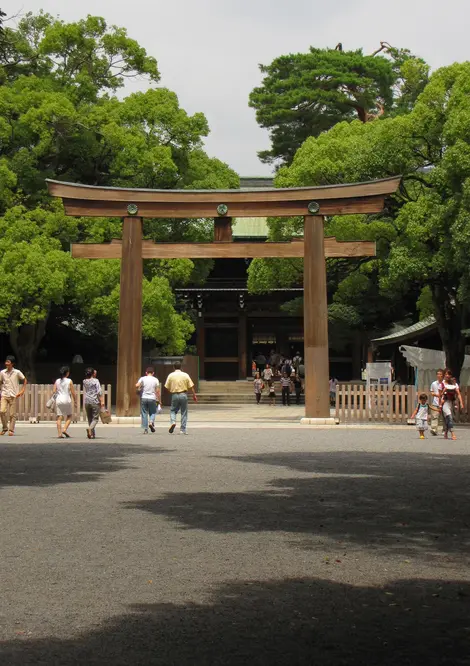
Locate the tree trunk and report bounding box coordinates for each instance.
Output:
[432,286,466,380]
[9,320,48,383]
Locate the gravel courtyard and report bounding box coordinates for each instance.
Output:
[0,425,469,665]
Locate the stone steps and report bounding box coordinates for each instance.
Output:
[197,381,305,404]
[197,396,305,405]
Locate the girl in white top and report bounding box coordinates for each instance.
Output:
[410,393,430,439]
[53,366,77,439]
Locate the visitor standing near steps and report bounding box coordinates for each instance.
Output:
[164,361,197,435]
[253,372,264,404]
[136,367,161,435]
[0,355,27,436]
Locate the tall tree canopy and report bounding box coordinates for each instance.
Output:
[249,62,470,377]
[249,43,429,166]
[0,12,238,378]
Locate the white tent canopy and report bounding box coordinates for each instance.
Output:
[399,345,470,387]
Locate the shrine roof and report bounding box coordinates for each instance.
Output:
[372,316,437,345]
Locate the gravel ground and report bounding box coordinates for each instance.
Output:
[0,425,469,665]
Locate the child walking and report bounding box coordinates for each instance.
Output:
[410,393,430,439]
[269,383,276,406]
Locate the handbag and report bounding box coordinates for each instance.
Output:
[46,392,58,411]
[99,409,112,424]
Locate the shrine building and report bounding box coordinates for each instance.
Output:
[178,177,360,381]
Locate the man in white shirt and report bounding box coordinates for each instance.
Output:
[136,367,161,434]
[164,361,197,435]
[430,369,444,436]
[0,355,27,436]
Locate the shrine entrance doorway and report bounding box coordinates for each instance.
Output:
[47,176,400,421]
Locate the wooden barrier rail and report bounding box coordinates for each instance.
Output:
[335,384,470,424]
[15,384,112,422]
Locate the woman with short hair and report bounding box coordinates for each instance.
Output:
[54,366,76,439]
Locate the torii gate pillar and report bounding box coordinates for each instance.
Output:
[116,217,143,416]
[302,216,331,422]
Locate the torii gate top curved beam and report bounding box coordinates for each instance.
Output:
[46,176,401,218]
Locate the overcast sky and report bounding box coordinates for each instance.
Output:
[10,0,470,176]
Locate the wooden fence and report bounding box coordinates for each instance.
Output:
[335,384,470,424]
[15,384,112,423]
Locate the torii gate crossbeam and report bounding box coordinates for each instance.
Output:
[47,176,400,422]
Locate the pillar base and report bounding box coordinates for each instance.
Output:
[300,417,337,426]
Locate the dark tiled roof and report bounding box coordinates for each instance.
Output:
[239,176,274,188]
[372,317,437,345]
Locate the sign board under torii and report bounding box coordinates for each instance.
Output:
[47,176,401,421]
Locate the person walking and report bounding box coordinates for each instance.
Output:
[329,377,338,406]
[253,372,264,404]
[293,374,303,405]
[292,352,302,372]
[410,393,430,439]
[53,366,76,439]
[430,368,444,436]
[441,369,464,440]
[0,355,27,437]
[164,361,197,435]
[136,367,161,434]
[281,371,292,406]
[282,359,293,377]
[262,363,273,387]
[83,367,104,439]
[269,383,276,406]
[254,352,267,375]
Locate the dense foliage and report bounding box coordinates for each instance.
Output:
[0,12,238,378]
[249,62,470,376]
[249,44,429,166]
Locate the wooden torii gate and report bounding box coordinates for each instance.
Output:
[47,176,400,422]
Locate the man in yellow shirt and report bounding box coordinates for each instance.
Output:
[164,361,197,435]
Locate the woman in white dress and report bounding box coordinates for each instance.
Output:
[54,366,76,439]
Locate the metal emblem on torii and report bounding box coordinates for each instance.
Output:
[47,176,400,421]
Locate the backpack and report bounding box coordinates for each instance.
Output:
[443,383,457,401]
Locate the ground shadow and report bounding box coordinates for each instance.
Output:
[0,442,172,488]
[125,452,470,556]
[0,577,469,665]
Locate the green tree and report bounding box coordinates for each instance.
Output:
[0,12,239,376]
[0,12,159,94]
[0,206,74,379]
[249,44,428,166]
[259,62,470,377]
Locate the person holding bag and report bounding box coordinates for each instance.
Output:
[54,366,76,439]
[83,367,104,439]
[253,372,264,404]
